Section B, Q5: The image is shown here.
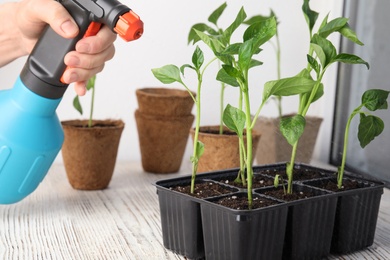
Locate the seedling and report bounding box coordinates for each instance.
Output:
[275,0,369,194]
[337,89,389,188]
[73,75,96,128]
[152,46,215,194]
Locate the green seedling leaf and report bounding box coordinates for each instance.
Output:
[180,64,195,75]
[152,65,183,84]
[190,140,205,164]
[188,23,218,45]
[318,13,329,32]
[362,89,390,111]
[222,43,242,55]
[216,67,239,87]
[280,115,306,146]
[194,29,224,54]
[338,23,364,46]
[220,64,244,83]
[86,76,96,91]
[244,13,273,25]
[311,34,337,67]
[331,53,369,69]
[73,96,83,115]
[192,46,204,70]
[223,7,247,44]
[358,114,384,148]
[307,54,321,74]
[302,0,319,33]
[263,77,316,102]
[249,59,263,69]
[319,17,349,39]
[208,2,227,26]
[223,104,246,137]
[274,174,280,188]
[238,39,255,72]
[310,43,326,68]
[243,17,277,49]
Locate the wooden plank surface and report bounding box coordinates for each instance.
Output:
[0,161,388,259]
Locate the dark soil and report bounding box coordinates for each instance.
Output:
[201,129,238,135]
[216,194,279,210]
[309,178,361,192]
[171,181,233,199]
[262,187,316,202]
[259,168,324,181]
[216,174,274,189]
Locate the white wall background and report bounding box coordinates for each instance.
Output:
[0,0,343,164]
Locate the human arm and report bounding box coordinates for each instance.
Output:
[0,0,116,95]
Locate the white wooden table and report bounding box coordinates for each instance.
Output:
[0,161,388,259]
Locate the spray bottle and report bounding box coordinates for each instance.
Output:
[0,0,143,204]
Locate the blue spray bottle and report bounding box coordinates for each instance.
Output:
[0,0,143,204]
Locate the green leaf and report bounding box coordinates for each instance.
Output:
[152,65,183,84]
[280,115,306,146]
[86,75,96,91]
[180,64,195,75]
[302,0,319,33]
[263,77,316,102]
[274,174,280,188]
[331,53,369,69]
[191,140,205,163]
[358,114,384,148]
[192,46,204,70]
[196,140,205,158]
[188,23,218,45]
[307,54,320,74]
[362,89,390,111]
[222,43,242,55]
[223,7,247,44]
[318,13,329,32]
[311,34,337,67]
[244,14,273,25]
[338,23,364,46]
[216,67,239,87]
[249,59,263,69]
[319,17,349,38]
[310,43,326,68]
[220,64,244,83]
[243,16,277,49]
[208,2,227,26]
[73,96,83,115]
[223,104,246,137]
[238,39,254,72]
[194,29,225,54]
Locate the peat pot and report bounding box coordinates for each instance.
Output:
[61,119,124,190]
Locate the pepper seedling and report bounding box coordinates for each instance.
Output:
[73,75,96,128]
[337,89,390,189]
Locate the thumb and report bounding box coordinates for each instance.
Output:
[40,0,79,38]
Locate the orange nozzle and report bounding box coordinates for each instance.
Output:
[114,11,144,42]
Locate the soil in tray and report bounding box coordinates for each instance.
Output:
[259,168,324,181]
[216,174,274,189]
[310,178,361,192]
[262,188,316,202]
[216,194,279,210]
[171,181,233,199]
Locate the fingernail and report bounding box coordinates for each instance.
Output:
[77,43,91,53]
[61,20,78,37]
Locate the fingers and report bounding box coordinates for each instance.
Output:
[76,26,117,54]
[17,0,79,39]
[73,81,87,96]
[62,26,116,91]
